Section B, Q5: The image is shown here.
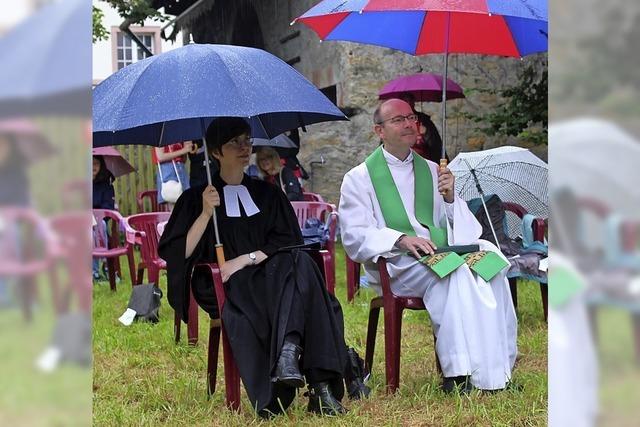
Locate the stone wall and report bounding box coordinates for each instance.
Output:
[185,0,547,204]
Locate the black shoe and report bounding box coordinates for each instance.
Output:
[307,381,347,416]
[347,377,371,400]
[482,381,524,394]
[442,376,473,394]
[272,341,304,388]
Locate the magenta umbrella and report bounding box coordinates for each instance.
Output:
[92,146,135,178]
[0,119,55,164]
[378,73,465,103]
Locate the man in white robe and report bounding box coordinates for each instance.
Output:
[339,99,517,391]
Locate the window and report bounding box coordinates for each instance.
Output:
[116,32,154,70]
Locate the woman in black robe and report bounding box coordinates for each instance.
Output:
[158,117,350,418]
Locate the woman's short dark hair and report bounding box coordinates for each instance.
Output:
[205,117,252,156]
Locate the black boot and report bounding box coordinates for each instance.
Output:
[442,376,473,394]
[272,341,304,388]
[307,381,347,416]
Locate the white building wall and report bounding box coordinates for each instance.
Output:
[92,0,183,84]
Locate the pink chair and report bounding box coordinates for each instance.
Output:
[192,263,241,410]
[92,209,136,291]
[49,212,93,313]
[290,201,338,295]
[136,190,170,213]
[302,192,325,202]
[193,244,334,410]
[125,212,199,345]
[346,256,440,393]
[0,207,56,320]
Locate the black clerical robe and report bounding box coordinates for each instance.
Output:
[158,173,346,415]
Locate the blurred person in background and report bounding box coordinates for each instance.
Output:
[255,146,304,201]
[92,155,114,281]
[188,139,218,187]
[153,142,194,207]
[0,134,30,307]
[413,112,448,164]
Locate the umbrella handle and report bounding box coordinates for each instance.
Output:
[439,158,448,195]
[215,244,226,266]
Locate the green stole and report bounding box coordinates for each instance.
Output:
[364,146,447,246]
[365,146,508,281]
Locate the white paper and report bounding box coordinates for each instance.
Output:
[35,346,62,372]
[223,185,260,217]
[118,308,137,326]
[539,257,549,272]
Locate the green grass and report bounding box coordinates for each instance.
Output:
[0,281,92,426]
[592,307,640,426]
[93,245,547,426]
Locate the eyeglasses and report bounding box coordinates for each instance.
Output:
[226,134,253,148]
[376,114,419,126]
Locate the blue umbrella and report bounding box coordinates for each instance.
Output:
[93,43,346,146]
[93,43,346,251]
[0,0,90,117]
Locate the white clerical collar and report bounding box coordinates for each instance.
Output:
[223,185,260,217]
[382,146,413,165]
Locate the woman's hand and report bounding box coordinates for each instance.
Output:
[220,255,249,283]
[201,185,220,218]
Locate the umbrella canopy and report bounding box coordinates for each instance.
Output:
[378,72,464,103]
[251,133,298,149]
[0,119,55,164]
[550,118,640,216]
[295,0,548,160]
[449,146,548,219]
[91,147,136,178]
[0,0,90,117]
[93,44,347,147]
[294,0,548,57]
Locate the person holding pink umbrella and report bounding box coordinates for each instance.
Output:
[91,147,135,280]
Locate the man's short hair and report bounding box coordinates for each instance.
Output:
[373,104,384,125]
[205,117,251,155]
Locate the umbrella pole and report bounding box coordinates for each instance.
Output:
[440,12,451,170]
[201,136,225,265]
[466,162,501,252]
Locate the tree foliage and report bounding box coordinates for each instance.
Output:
[92,5,108,43]
[104,0,167,24]
[467,60,548,145]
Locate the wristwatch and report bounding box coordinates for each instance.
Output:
[248,252,257,265]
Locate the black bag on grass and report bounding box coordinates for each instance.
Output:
[128,283,163,323]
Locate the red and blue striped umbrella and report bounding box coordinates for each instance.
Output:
[294,0,548,161]
[294,0,548,57]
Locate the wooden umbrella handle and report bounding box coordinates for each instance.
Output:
[439,158,448,195]
[215,244,226,266]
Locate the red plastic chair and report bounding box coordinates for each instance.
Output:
[49,212,93,313]
[346,256,440,393]
[92,209,136,291]
[192,263,241,410]
[302,192,325,202]
[125,212,199,345]
[290,201,338,295]
[0,208,57,320]
[194,244,334,410]
[136,189,170,213]
[503,202,548,322]
[346,202,548,315]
